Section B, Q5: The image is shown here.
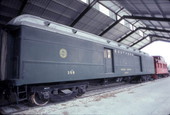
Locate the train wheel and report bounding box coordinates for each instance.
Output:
[30,92,49,106]
[76,85,87,97]
[138,77,143,83]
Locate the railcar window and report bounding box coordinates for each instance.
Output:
[164,64,166,68]
[104,49,112,59]
[107,50,111,58]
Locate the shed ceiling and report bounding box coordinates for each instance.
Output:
[0,0,170,50]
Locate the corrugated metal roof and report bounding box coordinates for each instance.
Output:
[0,0,170,49]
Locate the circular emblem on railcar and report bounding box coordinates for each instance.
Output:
[59,48,67,58]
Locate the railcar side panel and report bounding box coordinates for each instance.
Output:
[114,49,135,75]
[142,56,155,74]
[11,25,155,85]
[15,25,106,85]
[133,55,142,74]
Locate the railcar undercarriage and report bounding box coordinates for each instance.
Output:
[1,75,167,107]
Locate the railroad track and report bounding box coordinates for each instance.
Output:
[0,81,151,114]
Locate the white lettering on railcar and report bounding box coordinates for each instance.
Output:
[67,70,76,75]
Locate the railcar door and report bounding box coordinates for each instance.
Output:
[0,29,2,79]
[104,48,113,73]
[0,30,7,81]
[134,55,143,72]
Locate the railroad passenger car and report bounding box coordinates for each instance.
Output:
[152,56,169,78]
[0,15,159,106]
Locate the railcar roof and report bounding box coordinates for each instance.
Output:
[8,15,148,56]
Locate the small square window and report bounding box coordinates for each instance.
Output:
[107,50,111,58]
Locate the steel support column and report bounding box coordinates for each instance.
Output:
[139,42,152,50]
[154,39,170,43]
[130,34,170,47]
[18,0,28,15]
[122,15,170,22]
[99,17,123,36]
[140,0,165,30]
[130,35,150,47]
[99,15,170,37]
[117,27,170,42]
[98,2,136,36]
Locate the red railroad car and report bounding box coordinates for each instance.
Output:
[152,56,169,79]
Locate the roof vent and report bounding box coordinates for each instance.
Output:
[72,29,77,34]
[107,40,111,43]
[44,21,50,27]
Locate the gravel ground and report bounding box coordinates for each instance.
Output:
[15,77,170,115]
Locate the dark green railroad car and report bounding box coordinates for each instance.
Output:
[0,15,155,106]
